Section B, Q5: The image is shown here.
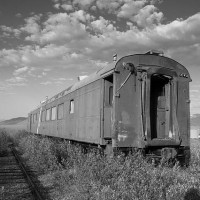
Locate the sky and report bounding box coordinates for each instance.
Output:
[0,0,200,120]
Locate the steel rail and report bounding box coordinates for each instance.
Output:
[11,146,43,200]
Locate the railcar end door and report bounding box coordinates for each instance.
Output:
[103,75,113,138]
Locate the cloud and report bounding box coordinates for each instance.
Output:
[2,11,200,74]
[54,3,61,9]
[22,12,90,45]
[0,82,10,92]
[13,66,29,76]
[61,4,74,11]
[21,15,42,41]
[5,76,27,87]
[1,0,200,114]
[96,0,121,13]
[90,16,115,34]
[0,25,21,38]
[3,10,200,64]
[70,10,94,22]
[132,5,163,28]
[52,77,71,84]
[73,0,95,9]
[40,81,52,85]
[40,77,73,85]
[16,13,22,17]
[117,0,146,19]
[6,76,27,83]
[1,3,200,105]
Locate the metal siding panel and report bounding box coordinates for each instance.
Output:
[75,80,101,144]
[177,81,190,146]
[114,59,142,148]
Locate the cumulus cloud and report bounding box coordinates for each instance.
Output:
[24,12,90,45]
[91,16,115,34]
[20,14,42,41]
[1,2,200,98]
[133,5,163,28]
[70,10,94,22]
[73,0,95,9]
[117,0,146,19]
[61,4,74,11]
[96,0,121,13]
[0,25,21,37]
[2,11,200,73]
[54,3,60,9]
[117,1,163,28]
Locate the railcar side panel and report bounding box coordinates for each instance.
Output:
[177,81,190,146]
[32,79,102,145]
[113,56,144,148]
[72,80,101,144]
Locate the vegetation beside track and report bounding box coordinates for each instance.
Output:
[0,129,9,155]
[9,130,200,200]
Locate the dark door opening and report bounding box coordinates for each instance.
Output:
[150,74,171,139]
[103,75,113,138]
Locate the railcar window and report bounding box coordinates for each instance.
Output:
[46,109,51,121]
[32,115,34,124]
[51,106,57,120]
[35,114,37,122]
[58,103,64,119]
[70,99,74,114]
[109,86,113,106]
[41,110,46,122]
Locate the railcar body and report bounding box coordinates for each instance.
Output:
[28,51,191,164]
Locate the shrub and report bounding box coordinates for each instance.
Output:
[0,129,9,155]
[14,133,200,200]
[18,134,59,173]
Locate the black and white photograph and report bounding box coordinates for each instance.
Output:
[0,0,200,199]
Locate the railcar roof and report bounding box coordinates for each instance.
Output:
[29,53,189,113]
[31,62,115,111]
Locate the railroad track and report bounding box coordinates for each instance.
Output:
[0,143,44,200]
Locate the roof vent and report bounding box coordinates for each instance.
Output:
[145,49,164,56]
[113,53,117,62]
[77,75,88,81]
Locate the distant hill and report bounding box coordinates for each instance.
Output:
[191,114,200,127]
[0,117,27,126]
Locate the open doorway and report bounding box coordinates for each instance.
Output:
[103,75,113,138]
[150,74,172,139]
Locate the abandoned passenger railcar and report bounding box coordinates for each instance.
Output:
[28,51,191,164]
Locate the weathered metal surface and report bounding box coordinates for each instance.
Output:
[103,78,113,138]
[28,53,191,161]
[111,54,191,149]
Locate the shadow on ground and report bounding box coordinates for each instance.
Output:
[184,188,200,200]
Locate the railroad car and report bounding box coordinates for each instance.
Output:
[27,50,191,164]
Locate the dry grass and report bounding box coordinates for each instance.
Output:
[7,131,200,200]
[0,129,9,155]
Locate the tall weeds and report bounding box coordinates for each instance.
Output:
[0,129,9,155]
[14,131,200,200]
